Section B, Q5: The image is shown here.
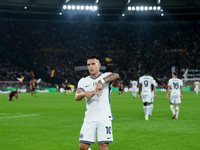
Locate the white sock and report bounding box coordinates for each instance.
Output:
[146,105,150,118]
[170,105,175,115]
[88,148,91,150]
[135,92,137,98]
[143,106,146,116]
[132,92,134,97]
[150,104,153,116]
[175,106,179,118]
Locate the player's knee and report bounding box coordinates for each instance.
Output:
[98,143,108,150]
[79,143,90,150]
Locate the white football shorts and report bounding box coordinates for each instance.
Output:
[141,95,151,103]
[79,120,113,144]
[132,88,137,92]
[170,94,182,104]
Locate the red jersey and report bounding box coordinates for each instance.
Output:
[63,81,70,90]
[9,91,18,97]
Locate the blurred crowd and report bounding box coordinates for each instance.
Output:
[0,19,200,88]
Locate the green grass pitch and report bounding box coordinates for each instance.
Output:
[0,91,200,150]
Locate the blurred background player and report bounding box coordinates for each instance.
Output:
[30,78,37,97]
[7,90,20,101]
[131,79,138,98]
[149,74,157,116]
[138,70,155,121]
[62,80,71,95]
[167,72,183,119]
[194,80,199,95]
[118,80,123,97]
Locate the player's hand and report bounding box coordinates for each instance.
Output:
[94,83,103,97]
[167,94,170,99]
[84,91,97,98]
[154,94,156,98]
[180,95,182,99]
[138,95,141,99]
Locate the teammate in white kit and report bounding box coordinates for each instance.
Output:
[75,55,119,150]
[138,71,156,120]
[131,80,138,98]
[167,72,183,119]
[194,80,199,94]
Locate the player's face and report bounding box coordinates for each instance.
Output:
[87,58,100,77]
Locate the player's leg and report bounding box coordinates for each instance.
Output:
[31,91,33,97]
[169,95,176,118]
[175,104,179,119]
[79,143,90,150]
[69,89,72,95]
[97,120,113,150]
[98,143,109,150]
[8,94,12,101]
[79,122,96,150]
[15,94,19,101]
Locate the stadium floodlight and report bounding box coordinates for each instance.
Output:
[157,0,161,5]
[24,6,27,9]
[68,5,71,9]
[157,6,161,10]
[90,6,93,10]
[85,6,89,10]
[122,14,125,16]
[136,6,139,11]
[149,6,152,10]
[161,9,163,12]
[72,5,75,10]
[132,6,135,10]
[94,6,98,10]
[97,13,100,16]
[95,0,99,4]
[81,6,84,10]
[144,6,148,10]
[63,5,67,9]
[161,13,164,16]
[59,13,62,15]
[140,6,144,11]
[153,6,156,10]
[77,5,80,10]
[128,6,131,10]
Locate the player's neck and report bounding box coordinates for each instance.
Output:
[91,72,100,79]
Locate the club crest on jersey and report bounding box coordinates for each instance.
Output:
[80,133,83,139]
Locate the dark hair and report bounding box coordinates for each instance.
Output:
[173,72,178,77]
[144,70,149,75]
[87,55,100,61]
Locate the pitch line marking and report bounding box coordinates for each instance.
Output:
[0,114,39,119]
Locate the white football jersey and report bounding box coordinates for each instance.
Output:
[131,81,138,89]
[195,81,199,88]
[139,75,154,96]
[77,72,113,123]
[168,78,183,96]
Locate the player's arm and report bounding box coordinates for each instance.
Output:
[95,73,119,96]
[138,83,142,99]
[167,86,171,99]
[154,85,156,98]
[75,89,96,101]
[180,86,183,99]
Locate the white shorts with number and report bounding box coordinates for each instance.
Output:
[79,120,113,144]
[170,94,182,104]
[142,95,151,103]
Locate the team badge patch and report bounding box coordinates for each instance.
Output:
[80,133,83,139]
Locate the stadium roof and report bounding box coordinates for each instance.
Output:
[0,0,200,21]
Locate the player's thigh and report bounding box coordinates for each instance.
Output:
[79,122,97,144]
[142,95,151,103]
[97,120,113,144]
